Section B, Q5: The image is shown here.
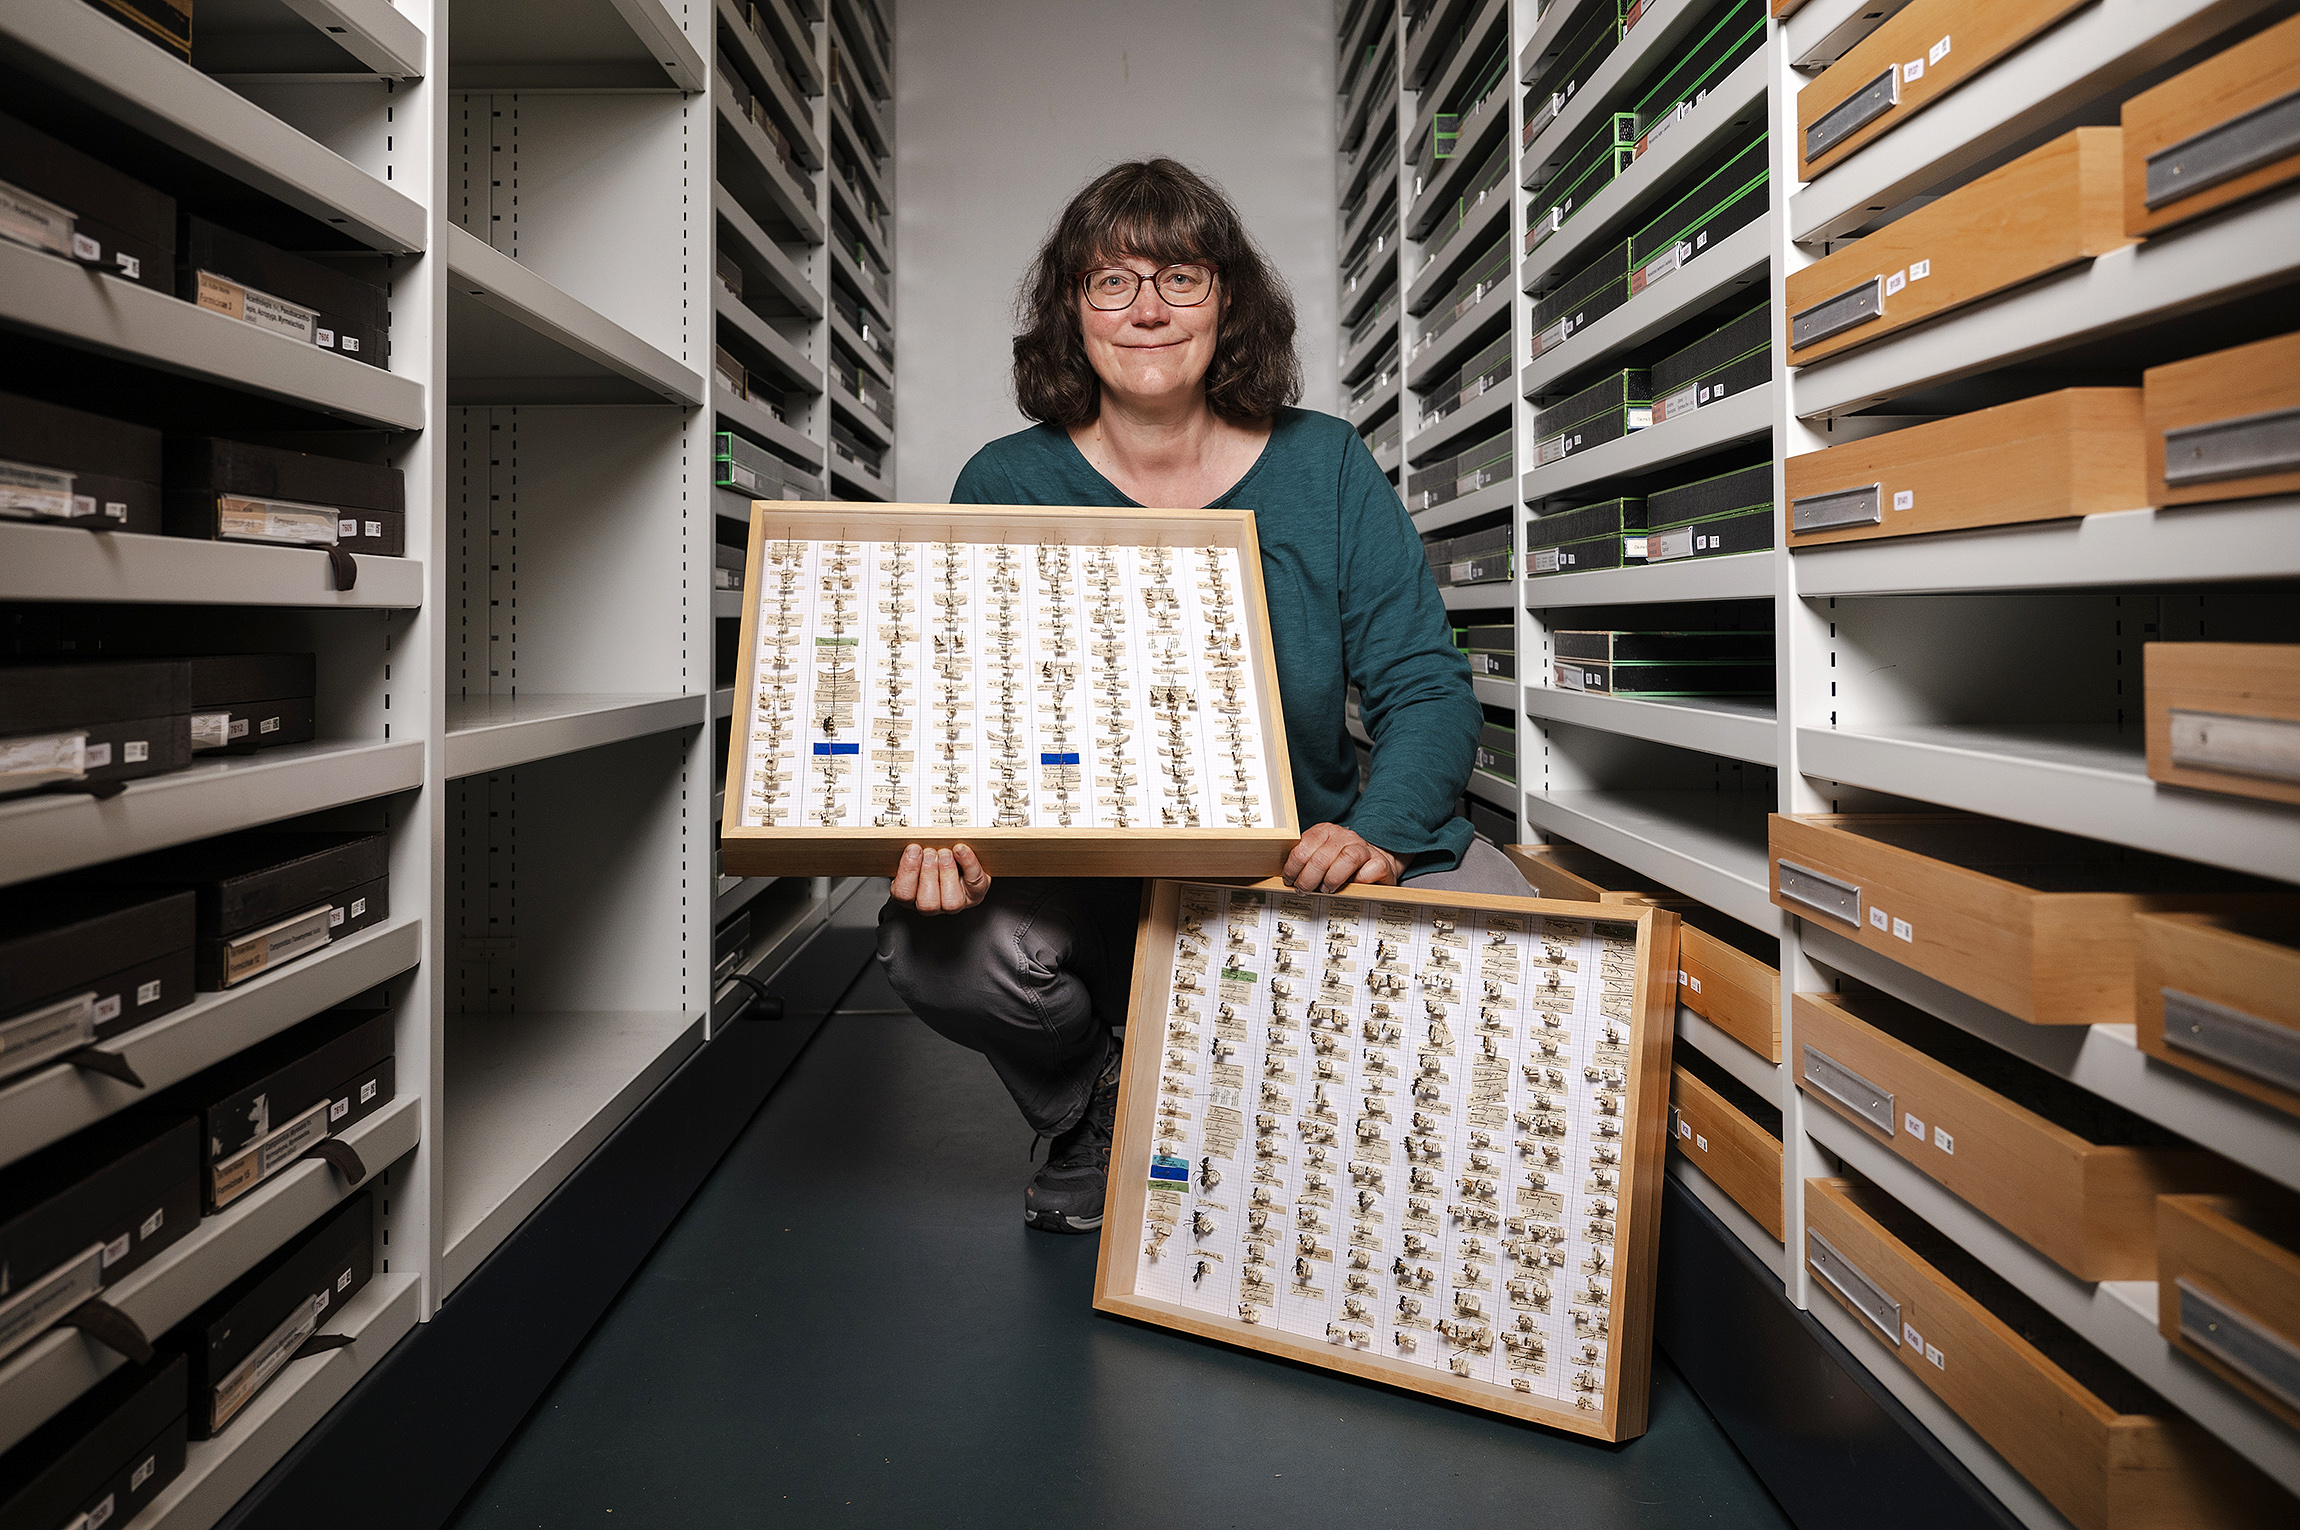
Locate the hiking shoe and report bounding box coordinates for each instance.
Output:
[1025,1039,1121,1234]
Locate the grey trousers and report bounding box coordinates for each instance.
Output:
[875,840,1534,1138]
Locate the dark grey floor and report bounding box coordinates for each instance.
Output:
[448,964,1793,1529]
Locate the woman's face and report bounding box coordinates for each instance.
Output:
[1076,256,1221,413]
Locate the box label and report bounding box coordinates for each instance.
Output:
[221,903,334,987]
[0,727,88,784]
[0,177,78,260]
[212,1096,334,1207]
[211,1291,326,1431]
[215,495,341,547]
[0,1242,105,1360]
[0,989,98,1074]
[196,270,319,344]
[0,457,77,520]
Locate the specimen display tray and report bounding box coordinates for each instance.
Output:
[1096,879,1680,1441]
[720,503,1299,876]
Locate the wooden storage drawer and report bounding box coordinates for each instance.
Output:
[1768,813,2286,1025]
[1670,1051,1784,1241]
[2156,1192,2300,1430]
[1795,986,2236,1280]
[1796,0,2090,178]
[2134,910,2300,1119]
[1805,1177,2286,1530]
[1679,917,1780,1063]
[2143,331,2300,507]
[1784,389,2146,547]
[2123,10,2300,239]
[1786,129,2129,367]
[2145,643,2300,807]
[1503,840,1677,904]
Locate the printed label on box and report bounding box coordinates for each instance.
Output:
[0,457,78,520]
[195,271,319,344]
[221,904,334,986]
[212,1097,333,1207]
[0,177,79,260]
[0,1243,105,1359]
[211,1291,326,1431]
[215,495,341,548]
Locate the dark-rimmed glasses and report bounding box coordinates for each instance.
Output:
[1077,263,1218,310]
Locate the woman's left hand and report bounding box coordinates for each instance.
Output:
[1283,823,1405,893]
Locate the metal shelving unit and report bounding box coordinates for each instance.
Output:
[0,1,891,1519]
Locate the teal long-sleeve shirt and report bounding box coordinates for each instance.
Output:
[950,407,1482,877]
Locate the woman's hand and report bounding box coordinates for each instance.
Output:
[1283,824,1405,893]
[890,844,992,915]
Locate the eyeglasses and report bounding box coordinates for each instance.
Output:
[1077,263,1218,311]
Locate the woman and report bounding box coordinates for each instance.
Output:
[877,158,1529,1235]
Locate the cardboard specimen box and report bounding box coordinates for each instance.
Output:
[0,884,196,1083]
[1096,880,1679,1441]
[1786,128,2129,367]
[1786,388,2147,546]
[0,391,166,535]
[2123,10,2300,239]
[2142,330,2300,508]
[0,1350,187,1529]
[720,503,1299,877]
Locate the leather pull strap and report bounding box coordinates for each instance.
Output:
[61,1299,155,1365]
[326,547,358,590]
[302,1136,368,1186]
[66,1046,145,1087]
[721,971,787,1021]
[63,779,129,799]
[291,1333,355,1362]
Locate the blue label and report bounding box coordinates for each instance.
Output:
[1039,752,1080,765]
[812,742,859,755]
[1149,1154,1189,1184]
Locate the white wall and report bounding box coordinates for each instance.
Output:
[893,0,1340,502]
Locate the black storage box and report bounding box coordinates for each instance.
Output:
[178,218,388,369]
[1554,658,1775,695]
[0,1115,201,1365]
[186,654,317,754]
[88,831,390,990]
[171,1005,394,1211]
[1628,131,1768,290]
[0,885,196,1082]
[1553,630,1774,663]
[1650,461,1771,529]
[0,1352,188,1530]
[1532,239,1630,354]
[1529,0,1627,115]
[0,391,165,535]
[1644,506,1773,562]
[0,659,193,796]
[1529,531,1646,576]
[1652,302,1771,423]
[0,110,175,292]
[1534,369,1652,464]
[184,1190,372,1438]
[1475,721,1516,781]
[1527,495,1648,552]
[163,437,405,556]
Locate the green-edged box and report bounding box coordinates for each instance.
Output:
[1533,369,1652,466]
[715,432,825,500]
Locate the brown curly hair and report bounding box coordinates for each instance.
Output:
[1012,158,1302,427]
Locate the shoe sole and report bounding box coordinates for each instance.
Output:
[1023,1207,1103,1234]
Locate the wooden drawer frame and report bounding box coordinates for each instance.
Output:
[1768,813,2280,1025]
[2143,332,2300,507]
[1679,923,1780,1062]
[1786,129,2129,367]
[1670,1064,1783,1240]
[1784,388,2146,548]
[1806,1177,2282,1530]
[2134,910,2300,1119]
[1794,989,2234,1280]
[2143,642,2300,809]
[1503,841,1676,905]
[2123,10,2300,239]
[2156,1193,2300,1431]
[1796,0,2091,178]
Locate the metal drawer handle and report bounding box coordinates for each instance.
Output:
[2162,988,2300,1095]
[1791,276,1882,349]
[2176,1277,2300,1412]
[1778,859,1860,925]
[1807,68,1899,161]
[2147,88,2300,209]
[2168,709,2300,786]
[2161,407,2300,488]
[1809,1229,1901,1345]
[1804,1044,1896,1135]
[1792,484,1882,533]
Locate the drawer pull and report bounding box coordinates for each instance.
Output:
[2168,709,2300,786]
[1777,859,1860,924]
[2146,87,2300,209]
[1806,69,1899,161]
[1792,483,1882,533]
[1808,1229,1902,1345]
[2161,406,2300,487]
[2161,987,2300,1095]
[1792,276,1883,349]
[2176,1277,2300,1413]
[1803,1044,1896,1135]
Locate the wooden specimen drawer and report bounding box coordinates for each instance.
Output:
[2123,10,2300,239]
[1503,840,1678,904]
[1784,388,2146,547]
[1786,129,2129,367]
[2143,331,2300,506]
[2134,910,2300,1119]
[1678,915,1781,1063]
[1806,1177,2285,1530]
[1797,0,2091,178]
[2145,643,2300,808]
[2156,1192,2300,1430]
[1670,1052,1784,1241]
[1794,986,2237,1280]
[1768,813,2287,1025]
